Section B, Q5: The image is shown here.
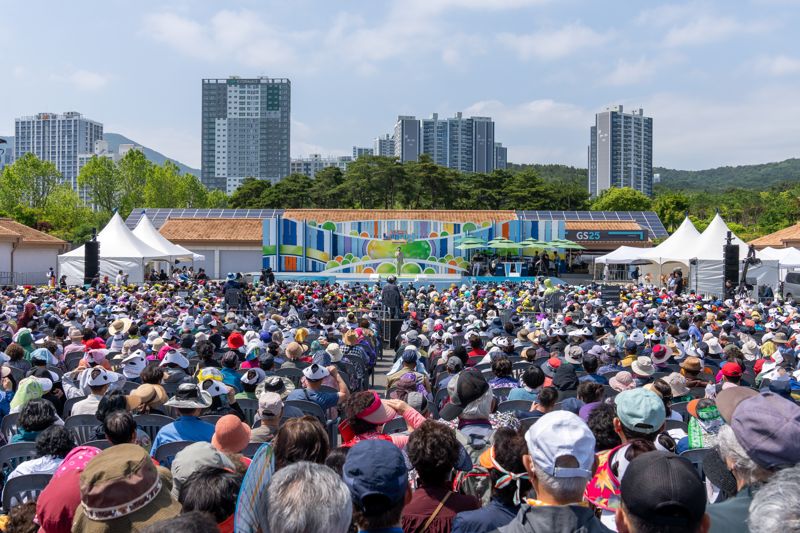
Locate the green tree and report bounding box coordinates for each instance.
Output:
[459,171,507,209]
[591,187,653,211]
[143,161,183,207]
[501,169,554,210]
[41,184,96,242]
[229,178,272,208]
[176,173,209,208]
[77,156,119,213]
[264,173,314,208]
[309,167,346,208]
[653,191,690,232]
[116,149,152,217]
[206,189,230,208]
[0,153,61,210]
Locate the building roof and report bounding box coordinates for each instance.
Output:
[565,221,642,231]
[750,223,800,248]
[158,218,262,244]
[282,209,517,223]
[0,219,67,247]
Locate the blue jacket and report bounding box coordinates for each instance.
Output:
[453,498,519,533]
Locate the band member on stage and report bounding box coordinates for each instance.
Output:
[394,247,404,275]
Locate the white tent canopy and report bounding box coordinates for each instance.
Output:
[595,246,646,264]
[758,246,800,267]
[132,213,205,262]
[639,217,700,264]
[58,213,172,284]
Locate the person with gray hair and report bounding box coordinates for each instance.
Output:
[498,411,611,532]
[747,464,800,533]
[707,388,800,533]
[265,461,352,533]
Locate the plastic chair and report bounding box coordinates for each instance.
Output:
[557,389,578,401]
[511,361,532,380]
[62,396,87,418]
[121,381,140,394]
[284,399,337,445]
[0,442,38,476]
[431,387,450,419]
[664,419,688,432]
[237,398,258,427]
[671,401,691,421]
[680,447,712,479]
[133,414,175,441]
[493,387,513,401]
[496,400,533,413]
[602,385,619,399]
[1,474,52,513]
[0,413,20,443]
[6,367,24,384]
[242,442,264,458]
[65,354,84,371]
[381,417,408,435]
[275,368,304,387]
[153,440,193,467]
[200,415,222,425]
[83,439,113,450]
[519,415,541,434]
[64,414,100,445]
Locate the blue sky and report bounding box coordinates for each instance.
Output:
[1,0,799,170]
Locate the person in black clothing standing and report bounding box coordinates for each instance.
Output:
[381,275,403,318]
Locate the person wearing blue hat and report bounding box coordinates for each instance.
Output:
[344,439,410,533]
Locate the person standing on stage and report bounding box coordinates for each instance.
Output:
[395,247,405,276]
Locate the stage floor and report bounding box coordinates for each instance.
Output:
[269,272,577,288]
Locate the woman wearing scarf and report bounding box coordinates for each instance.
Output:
[681,398,724,453]
[13,328,34,361]
[16,303,36,331]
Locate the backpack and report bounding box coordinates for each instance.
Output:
[452,425,495,504]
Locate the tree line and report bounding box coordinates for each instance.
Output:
[2,150,797,245]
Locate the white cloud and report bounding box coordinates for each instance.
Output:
[47,69,111,91]
[755,55,800,76]
[498,23,610,61]
[663,15,743,47]
[602,57,659,86]
[119,125,201,170]
[465,98,592,128]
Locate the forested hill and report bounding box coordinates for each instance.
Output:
[655,158,800,191]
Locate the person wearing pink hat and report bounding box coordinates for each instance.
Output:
[212,414,252,466]
[609,371,636,392]
[339,391,425,449]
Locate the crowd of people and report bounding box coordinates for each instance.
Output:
[0,272,796,532]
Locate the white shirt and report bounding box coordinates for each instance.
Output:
[7,456,63,481]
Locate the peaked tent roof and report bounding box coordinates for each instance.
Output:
[60,213,171,260]
[595,246,647,264]
[684,213,749,261]
[758,246,800,267]
[132,213,205,262]
[640,217,701,264]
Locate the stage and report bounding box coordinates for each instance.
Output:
[265,271,579,289]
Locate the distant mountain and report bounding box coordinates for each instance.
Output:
[656,158,800,191]
[103,133,200,176]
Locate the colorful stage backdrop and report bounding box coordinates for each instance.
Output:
[262,210,565,274]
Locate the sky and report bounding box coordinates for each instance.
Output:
[1,0,799,171]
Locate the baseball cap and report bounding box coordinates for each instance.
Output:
[302,363,330,381]
[258,392,283,417]
[343,440,408,516]
[721,362,743,378]
[615,389,666,433]
[446,356,463,372]
[620,451,706,528]
[439,368,490,421]
[525,411,595,479]
[726,392,800,469]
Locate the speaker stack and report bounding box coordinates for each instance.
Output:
[723,244,739,289]
[84,240,100,286]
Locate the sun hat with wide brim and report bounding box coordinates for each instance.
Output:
[108,318,132,336]
[164,383,212,409]
[130,383,169,410]
[72,444,181,533]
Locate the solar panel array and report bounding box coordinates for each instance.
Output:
[515,211,668,239]
[125,208,285,230]
[125,208,668,239]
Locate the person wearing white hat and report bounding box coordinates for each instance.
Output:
[71,367,121,416]
[120,350,147,382]
[159,348,191,384]
[286,363,349,412]
[498,411,604,532]
[236,368,266,400]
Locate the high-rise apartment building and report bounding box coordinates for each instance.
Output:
[494,143,508,170]
[471,117,495,173]
[14,112,103,192]
[290,154,353,178]
[588,105,653,197]
[420,113,448,167]
[394,116,420,163]
[352,146,373,158]
[373,134,395,157]
[446,112,473,173]
[0,137,13,173]
[201,77,291,193]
